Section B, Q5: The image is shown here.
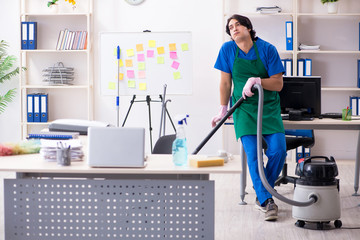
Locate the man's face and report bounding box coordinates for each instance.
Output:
[228,19,251,42]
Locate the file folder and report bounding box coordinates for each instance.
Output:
[21,22,28,49]
[304,58,312,76]
[297,59,305,76]
[33,94,41,122]
[350,96,358,116]
[304,147,311,158]
[284,58,292,76]
[28,22,37,49]
[40,93,48,122]
[285,21,293,51]
[357,59,360,88]
[27,94,34,122]
[296,145,303,161]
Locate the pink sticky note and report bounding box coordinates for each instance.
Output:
[127,70,135,78]
[170,51,178,59]
[138,70,146,79]
[171,61,180,70]
[147,50,154,58]
[137,54,145,62]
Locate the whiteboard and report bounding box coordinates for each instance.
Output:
[100,32,193,96]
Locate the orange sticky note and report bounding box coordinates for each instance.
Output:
[157,46,165,55]
[125,59,133,67]
[169,43,176,51]
[118,73,124,80]
[136,44,144,52]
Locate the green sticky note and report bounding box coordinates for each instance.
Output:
[128,80,136,88]
[181,43,189,51]
[173,71,181,80]
[157,56,165,64]
[108,82,116,90]
[138,62,146,70]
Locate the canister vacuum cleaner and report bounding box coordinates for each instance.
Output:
[193,84,342,229]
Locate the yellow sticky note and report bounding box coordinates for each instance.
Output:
[118,73,124,80]
[157,46,165,55]
[108,82,116,90]
[125,59,133,67]
[128,80,136,88]
[173,71,181,80]
[169,43,176,51]
[181,43,189,51]
[139,83,147,91]
[118,59,124,67]
[148,40,156,48]
[126,49,135,57]
[157,56,165,64]
[113,48,117,56]
[138,62,145,70]
[136,44,144,52]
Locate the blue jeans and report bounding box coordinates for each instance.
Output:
[241,133,286,206]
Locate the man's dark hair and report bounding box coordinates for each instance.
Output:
[226,14,257,41]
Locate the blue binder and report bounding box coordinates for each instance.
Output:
[28,22,37,49]
[33,94,41,122]
[357,59,360,88]
[304,147,311,158]
[296,146,304,161]
[21,22,28,49]
[40,93,48,122]
[297,59,305,76]
[284,58,292,76]
[285,21,293,51]
[304,58,312,76]
[27,94,34,122]
[350,96,358,115]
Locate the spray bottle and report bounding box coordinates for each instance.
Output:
[172,115,189,166]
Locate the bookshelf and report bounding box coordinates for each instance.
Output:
[223,0,360,113]
[19,0,93,139]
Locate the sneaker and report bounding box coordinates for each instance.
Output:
[264,199,278,221]
[254,198,266,213]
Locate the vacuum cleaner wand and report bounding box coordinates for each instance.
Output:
[192,94,246,154]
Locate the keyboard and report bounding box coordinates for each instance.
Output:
[320,113,342,119]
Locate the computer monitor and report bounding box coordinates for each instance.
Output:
[279,76,321,119]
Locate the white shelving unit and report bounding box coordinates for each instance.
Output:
[223,0,360,113]
[19,0,93,139]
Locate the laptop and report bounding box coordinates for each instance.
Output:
[88,127,146,168]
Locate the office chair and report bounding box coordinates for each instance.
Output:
[275,129,315,186]
[152,134,176,154]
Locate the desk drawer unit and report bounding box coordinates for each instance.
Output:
[4,178,214,240]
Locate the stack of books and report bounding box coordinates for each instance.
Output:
[56,28,88,50]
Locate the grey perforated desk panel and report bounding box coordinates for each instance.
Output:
[0,154,241,240]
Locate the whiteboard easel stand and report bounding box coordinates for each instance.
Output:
[159,84,176,138]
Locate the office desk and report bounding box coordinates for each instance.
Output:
[224,118,360,204]
[0,154,241,240]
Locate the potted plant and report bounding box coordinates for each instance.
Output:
[321,0,339,14]
[47,0,59,13]
[0,40,25,115]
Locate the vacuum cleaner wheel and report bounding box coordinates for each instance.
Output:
[295,219,342,230]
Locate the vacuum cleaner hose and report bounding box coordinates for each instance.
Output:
[254,83,317,207]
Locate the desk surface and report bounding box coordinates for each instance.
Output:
[0,154,241,175]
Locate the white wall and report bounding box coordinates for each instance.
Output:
[0,0,358,159]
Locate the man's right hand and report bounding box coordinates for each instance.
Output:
[211,105,228,127]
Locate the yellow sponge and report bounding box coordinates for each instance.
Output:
[189,157,225,168]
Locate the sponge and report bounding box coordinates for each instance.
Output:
[189,157,225,168]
